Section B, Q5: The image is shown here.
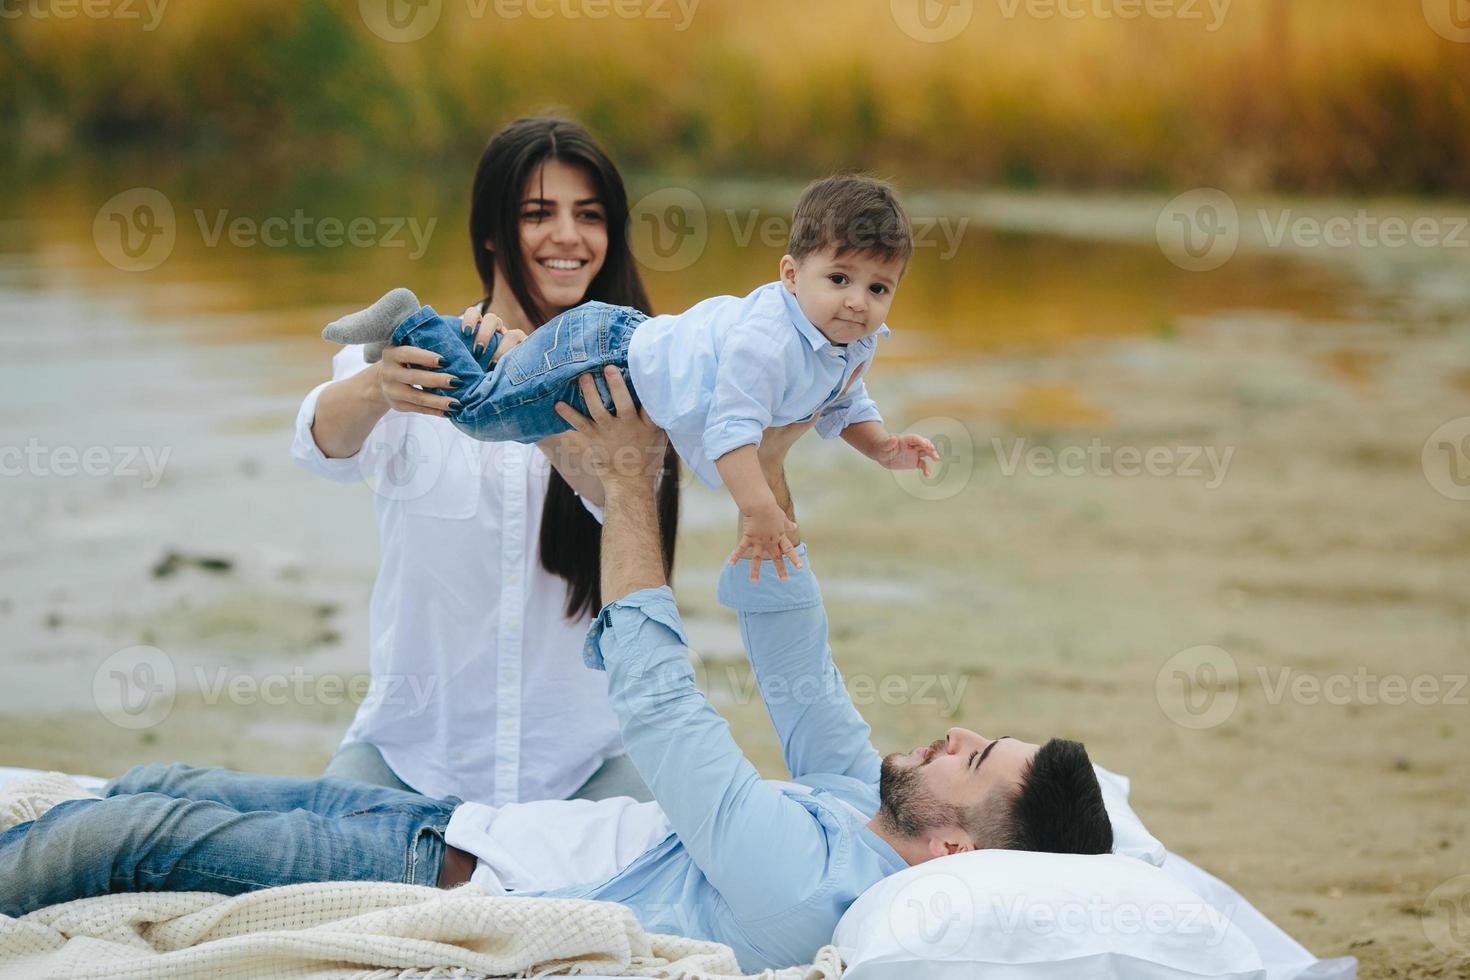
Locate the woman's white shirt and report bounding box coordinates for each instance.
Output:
[290,345,623,805]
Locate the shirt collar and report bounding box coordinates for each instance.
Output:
[777,283,891,353]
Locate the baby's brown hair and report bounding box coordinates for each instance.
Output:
[787,174,913,267]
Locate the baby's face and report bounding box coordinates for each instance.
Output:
[781,247,905,346]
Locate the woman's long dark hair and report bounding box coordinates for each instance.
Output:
[469,116,679,620]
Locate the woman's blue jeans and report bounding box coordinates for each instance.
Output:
[0,763,457,918]
[391,301,647,443]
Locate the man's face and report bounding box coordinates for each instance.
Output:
[879,728,1041,845]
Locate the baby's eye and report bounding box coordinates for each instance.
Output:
[869,284,888,295]
[828,274,849,286]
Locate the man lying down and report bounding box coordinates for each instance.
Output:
[0,370,1113,974]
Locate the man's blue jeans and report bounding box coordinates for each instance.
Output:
[0,763,457,918]
[391,301,647,443]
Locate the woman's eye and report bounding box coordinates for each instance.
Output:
[579,210,606,223]
[522,209,550,221]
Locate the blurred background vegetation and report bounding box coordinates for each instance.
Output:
[3,0,1468,193]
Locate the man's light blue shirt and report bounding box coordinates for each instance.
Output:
[524,546,908,971]
[626,282,888,488]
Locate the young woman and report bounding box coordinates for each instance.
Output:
[291,117,679,804]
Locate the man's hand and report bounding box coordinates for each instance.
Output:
[870,432,941,476]
[553,366,666,492]
[555,366,668,602]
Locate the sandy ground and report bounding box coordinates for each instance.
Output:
[3,195,1468,977]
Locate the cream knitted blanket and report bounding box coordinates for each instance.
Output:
[0,774,845,980]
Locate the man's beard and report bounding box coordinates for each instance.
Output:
[877,754,967,838]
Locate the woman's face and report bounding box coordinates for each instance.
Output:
[506,159,609,316]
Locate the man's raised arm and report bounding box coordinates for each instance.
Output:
[554,368,834,920]
[717,422,883,786]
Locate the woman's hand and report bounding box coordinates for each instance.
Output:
[374,345,463,417]
[553,366,667,491]
[461,304,527,370]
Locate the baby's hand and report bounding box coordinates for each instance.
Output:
[872,432,940,476]
[729,501,802,583]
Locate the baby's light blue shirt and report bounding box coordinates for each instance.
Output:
[626,281,888,488]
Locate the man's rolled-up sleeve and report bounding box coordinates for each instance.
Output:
[582,587,837,919]
[718,547,882,786]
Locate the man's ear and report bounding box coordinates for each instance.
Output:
[926,831,976,860]
[779,255,799,292]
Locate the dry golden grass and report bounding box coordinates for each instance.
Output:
[4,0,1467,192]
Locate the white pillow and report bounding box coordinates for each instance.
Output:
[1094,764,1167,867]
[835,851,1265,980]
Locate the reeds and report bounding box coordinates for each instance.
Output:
[3,0,1466,193]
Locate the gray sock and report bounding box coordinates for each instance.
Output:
[322,287,421,363]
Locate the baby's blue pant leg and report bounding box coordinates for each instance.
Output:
[389,307,501,397]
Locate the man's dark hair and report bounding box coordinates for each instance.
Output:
[979,739,1114,855]
[787,174,913,266]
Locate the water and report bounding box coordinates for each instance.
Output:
[1,162,1466,714]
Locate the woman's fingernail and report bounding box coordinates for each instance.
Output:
[473,344,484,359]
[448,400,462,413]
[437,356,447,368]
[448,377,463,389]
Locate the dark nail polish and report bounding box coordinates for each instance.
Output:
[473,344,485,359]
[448,400,462,413]
[437,356,447,368]
[447,377,463,389]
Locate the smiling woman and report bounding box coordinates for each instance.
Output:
[293,116,680,807]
